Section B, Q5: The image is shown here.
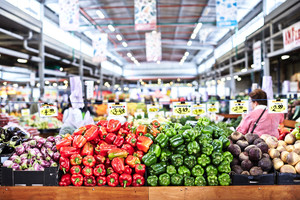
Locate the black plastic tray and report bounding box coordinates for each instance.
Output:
[38,128,60,134]
[277,172,300,185]
[1,166,59,186]
[231,172,276,185]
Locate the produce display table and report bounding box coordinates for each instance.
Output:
[0,186,299,200]
[283,120,297,128]
[218,114,241,119]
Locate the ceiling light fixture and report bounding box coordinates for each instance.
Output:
[96,10,105,19]
[187,41,192,46]
[251,64,255,68]
[184,52,190,57]
[127,52,132,57]
[237,77,242,81]
[122,42,128,47]
[194,23,203,34]
[191,33,197,39]
[130,57,135,61]
[108,24,115,32]
[241,68,247,72]
[157,60,160,64]
[17,58,27,63]
[261,61,265,65]
[116,34,122,41]
[226,77,231,80]
[45,80,50,85]
[234,75,238,79]
[59,67,63,72]
[281,55,290,60]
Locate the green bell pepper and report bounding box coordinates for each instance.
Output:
[218,173,231,186]
[165,127,176,138]
[184,155,196,169]
[211,139,223,152]
[149,144,161,158]
[171,154,184,167]
[155,133,169,148]
[212,151,224,165]
[142,152,157,167]
[222,151,233,163]
[198,116,211,127]
[191,129,201,141]
[174,144,187,155]
[197,154,211,167]
[169,134,184,148]
[178,166,191,177]
[178,125,192,134]
[144,133,155,141]
[191,165,204,177]
[201,125,214,136]
[150,163,166,175]
[187,141,201,155]
[166,165,177,175]
[182,129,193,142]
[174,123,183,130]
[147,175,158,186]
[219,135,230,149]
[171,174,184,186]
[217,161,231,173]
[201,143,214,155]
[207,175,218,186]
[160,148,172,162]
[198,134,213,145]
[206,165,218,176]
[159,173,170,186]
[195,176,207,186]
[184,176,195,186]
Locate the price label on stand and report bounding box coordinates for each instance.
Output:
[1,108,5,113]
[108,103,127,117]
[268,99,288,113]
[229,100,249,114]
[192,104,206,116]
[207,103,219,114]
[38,103,58,117]
[147,104,159,113]
[172,102,192,116]
[21,109,30,116]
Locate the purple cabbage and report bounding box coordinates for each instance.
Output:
[47,148,54,157]
[50,160,58,167]
[53,152,60,162]
[11,163,21,171]
[46,136,55,143]
[40,160,50,168]
[20,153,28,161]
[44,142,53,149]
[15,145,25,155]
[29,140,37,148]
[20,160,28,170]
[51,145,57,152]
[3,160,13,168]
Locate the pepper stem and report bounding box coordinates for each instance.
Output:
[123,181,128,189]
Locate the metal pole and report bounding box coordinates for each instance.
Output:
[112,76,115,92]
[277,57,281,94]
[79,37,84,95]
[229,56,235,97]
[39,2,45,98]
[99,65,103,100]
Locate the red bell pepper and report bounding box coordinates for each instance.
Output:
[132,174,145,187]
[133,151,144,161]
[81,142,94,156]
[111,157,125,174]
[119,173,132,188]
[72,135,87,149]
[84,176,96,187]
[93,164,106,176]
[121,144,135,155]
[59,173,71,186]
[59,157,70,174]
[107,173,119,187]
[97,176,107,186]
[124,165,132,174]
[98,140,107,146]
[125,134,137,147]
[152,120,160,128]
[106,167,114,175]
[107,119,121,133]
[90,135,101,147]
[56,134,72,150]
[97,120,108,127]
[136,125,147,136]
[105,133,117,144]
[95,144,117,157]
[83,155,96,167]
[135,164,146,176]
[108,148,129,160]
[136,136,153,153]
[84,124,95,130]
[117,128,128,137]
[113,135,124,147]
[82,166,93,176]
[71,174,83,186]
[94,155,105,164]
[70,165,81,175]
[73,126,86,136]
[84,125,98,141]
[150,126,160,137]
[70,154,82,166]
[60,147,79,158]
[98,126,108,140]
[125,155,141,168]
[123,122,132,132]
[105,158,111,169]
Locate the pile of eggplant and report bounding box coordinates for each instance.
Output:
[0,126,30,155]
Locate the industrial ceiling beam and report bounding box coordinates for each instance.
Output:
[82,4,208,10]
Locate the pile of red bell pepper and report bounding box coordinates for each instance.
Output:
[57,119,156,187]
[278,123,291,140]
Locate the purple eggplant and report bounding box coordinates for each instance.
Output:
[53,152,60,162]
[36,142,43,148]
[33,162,43,171]
[33,136,41,141]
[20,153,28,161]
[3,160,13,168]
[27,149,37,158]
[27,167,34,171]
[29,139,37,147]
[51,145,57,152]
[54,135,62,143]
[44,141,53,149]
[22,142,29,149]
[33,148,40,154]
[45,155,51,161]
[36,152,43,160]
[15,145,25,155]
[40,160,50,168]
[14,156,21,164]
[47,148,54,157]
[50,160,58,167]
[10,155,19,162]
[21,160,28,170]
[11,163,21,171]
[37,137,46,144]
[46,136,55,143]
[41,147,47,157]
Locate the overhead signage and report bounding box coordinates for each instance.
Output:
[283,21,300,52]
[108,103,127,117]
[229,100,249,114]
[268,99,288,113]
[134,0,157,31]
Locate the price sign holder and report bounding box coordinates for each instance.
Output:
[268,99,288,113]
[207,103,219,114]
[147,104,159,113]
[108,102,127,117]
[172,101,192,116]
[21,109,30,116]
[192,103,206,116]
[38,103,58,117]
[229,100,249,114]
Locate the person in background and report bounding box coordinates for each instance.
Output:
[236,89,284,138]
[62,99,83,123]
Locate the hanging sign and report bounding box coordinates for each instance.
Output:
[21,109,30,116]
[268,99,288,113]
[147,104,159,119]
[39,103,58,117]
[146,32,162,62]
[59,0,79,31]
[283,21,300,52]
[93,34,108,63]
[207,103,219,114]
[172,102,192,116]
[216,0,237,27]
[108,103,127,117]
[134,0,157,31]
[192,104,206,115]
[253,41,262,69]
[86,81,94,99]
[229,100,249,114]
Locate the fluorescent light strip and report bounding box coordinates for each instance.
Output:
[127,53,132,57]
[108,24,115,32]
[122,42,128,47]
[116,34,122,41]
[96,10,105,19]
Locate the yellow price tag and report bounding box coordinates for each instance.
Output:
[149,108,159,112]
[270,105,285,112]
[231,106,248,113]
[109,108,126,116]
[192,109,205,115]
[21,109,30,116]
[174,107,191,115]
[41,108,56,116]
[208,107,217,113]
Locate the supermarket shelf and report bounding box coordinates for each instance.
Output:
[0,186,299,200]
[218,114,241,119]
[283,120,297,128]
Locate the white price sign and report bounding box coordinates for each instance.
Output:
[172,102,192,116]
[268,99,288,113]
[108,103,127,117]
[207,103,219,114]
[21,109,30,116]
[38,103,58,117]
[192,104,206,116]
[229,100,249,114]
[147,104,159,113]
